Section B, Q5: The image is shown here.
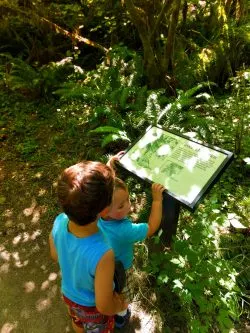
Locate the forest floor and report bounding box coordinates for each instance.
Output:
[1,92,249,333]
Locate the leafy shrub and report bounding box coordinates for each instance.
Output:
[220,232,250,317]
[0,54,83,100]
[225,70,250,156]
[148,205,241,332]
[55,46,149,146]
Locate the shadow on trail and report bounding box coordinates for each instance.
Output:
[0,161,72,332]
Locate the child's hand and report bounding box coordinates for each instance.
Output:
[151,183,165,202]
[107,151,125,169]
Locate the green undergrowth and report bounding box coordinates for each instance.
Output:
[1,67,249,332]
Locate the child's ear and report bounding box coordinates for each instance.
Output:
[99,206,110,218]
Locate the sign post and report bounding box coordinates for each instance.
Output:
[161,193,180,246]
[118,125,234,245]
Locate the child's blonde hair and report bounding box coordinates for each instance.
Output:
[114,177,127,191]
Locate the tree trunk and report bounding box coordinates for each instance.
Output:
[124,0,162,88]
[124,0,176,89]
[163,0,181,73]
[237,0,248,21]
[225,0,233,15]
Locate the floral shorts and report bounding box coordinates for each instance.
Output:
[63,295,114,333]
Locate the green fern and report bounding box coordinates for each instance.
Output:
[101,133,130,148]
[89,126,130,148]
[158,82,216,126]
[119,87,132,110]
[55,83,96,101]
[0,54,39,92]
[54,46,148,147]
[89,105,125,130]
[90,126,125,134]
[0,54,81,99]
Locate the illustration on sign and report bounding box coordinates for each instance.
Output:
[119,126,229,207]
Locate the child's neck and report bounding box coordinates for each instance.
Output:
[68,219,99,238]
[101,215,116,221]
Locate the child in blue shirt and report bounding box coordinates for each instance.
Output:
[49,161,127,333]
[98,175,165,328]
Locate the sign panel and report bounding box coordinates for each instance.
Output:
[119,126,233,210]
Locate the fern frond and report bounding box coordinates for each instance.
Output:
[90,126,124,134]
[7,58,40,90]
[101,133,130,148]
[135,85,148,109]
[54,83,98,101]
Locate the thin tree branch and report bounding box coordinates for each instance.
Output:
[40,17,108,53]
[2,3,108,54]
[150,0,175,42]
[123,0,147,31]
[189,29,213,44]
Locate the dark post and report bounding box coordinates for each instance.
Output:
[160,192,181,247]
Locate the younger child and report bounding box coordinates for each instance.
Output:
[98,176,165,328]
[49,161,127,333]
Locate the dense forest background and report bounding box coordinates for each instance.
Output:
[0,0,249,332]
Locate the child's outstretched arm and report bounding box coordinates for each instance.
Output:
[147,183,165,237]
[95,249,127,316]
[106,151,125,171]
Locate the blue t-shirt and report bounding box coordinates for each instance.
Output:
[98,217,148,269]
[52,213,111,306]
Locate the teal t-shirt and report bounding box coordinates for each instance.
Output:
[52,213,111,306]
[98,217,148,269]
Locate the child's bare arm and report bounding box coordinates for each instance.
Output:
[95,250,127,315]
[49,232,58,262]
[106,151,125,170]
[147,183,165,237]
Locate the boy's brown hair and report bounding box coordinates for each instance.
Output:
[57,161,114,225]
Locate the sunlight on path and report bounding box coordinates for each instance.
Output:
[117,302,162,333]
[132,304,157,332]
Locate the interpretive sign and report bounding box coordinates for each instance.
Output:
[119,125,233,210]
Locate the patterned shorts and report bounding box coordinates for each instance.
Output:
[63,295,114,333]
[121,267,135,303]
